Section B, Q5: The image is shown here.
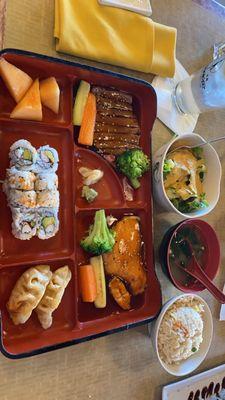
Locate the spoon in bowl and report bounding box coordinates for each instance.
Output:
[175,239,225,303]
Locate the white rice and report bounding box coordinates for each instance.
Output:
[158,297,204,365]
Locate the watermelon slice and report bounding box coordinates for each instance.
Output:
[10,79,42,121]
[0,58,33,103]
[40,77,60,114]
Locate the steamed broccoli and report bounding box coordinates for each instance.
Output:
[80,209,115,255]
[81,185,98,203]
[116,149,150,189]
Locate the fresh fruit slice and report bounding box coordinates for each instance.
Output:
[10,79,42,121]
[90,256,106,308]
[79,264,97,302]
[0,58,33,103]
[40,77,60,114]
[73,80,91,125]
[78,93,96,146]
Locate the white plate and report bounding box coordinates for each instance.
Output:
[162,363,225,399]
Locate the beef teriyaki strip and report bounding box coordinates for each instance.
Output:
[99,146,141,155]
[94,133,140,143]
[93,140,140,150]
[96,115,139,128]
[96,98,133,112]
[95,124,140,135]
[97,108,135,118]
[92,86,132,104]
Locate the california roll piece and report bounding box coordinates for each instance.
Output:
[8,189,36,208]
[36,190,59,208]
[35,172,58,191]
[37,208,59,239]
[36,145,59,172]
[11,208,37,240]
[6,168,36,190]
[9,140,37,170]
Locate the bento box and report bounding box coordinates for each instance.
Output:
[0,49,161,358]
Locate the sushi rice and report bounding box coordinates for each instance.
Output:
[11,208,37,240]
[35,172,58,191]
[6,168,36,191]
[4,139,60,240]
[37,208,59,239]
[36,190,59,208]
[9,139,37,171]
[8,189,37,208]
[35,145,59,172]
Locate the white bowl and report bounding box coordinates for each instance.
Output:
[150,294,213,376]
[153,133,222,218]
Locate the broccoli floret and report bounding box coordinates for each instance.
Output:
[163,159,175,174]
[116,149,150,189]
[81,185,98,203]
[80,209,115,255]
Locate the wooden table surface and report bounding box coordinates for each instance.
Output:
[1,1,225,400]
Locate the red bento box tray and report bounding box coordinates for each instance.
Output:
[0,49,162,358]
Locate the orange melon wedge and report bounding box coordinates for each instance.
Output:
[10,79,42,121]
[40,77,60,114]
[0,58,33,103]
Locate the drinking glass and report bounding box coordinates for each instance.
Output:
[174,42,225,115]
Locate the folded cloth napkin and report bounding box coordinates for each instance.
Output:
[54,0,177,77]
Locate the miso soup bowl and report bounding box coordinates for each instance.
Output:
[153,133,222,219]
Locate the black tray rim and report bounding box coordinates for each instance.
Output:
[0,48,162,359]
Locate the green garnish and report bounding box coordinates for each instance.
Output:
[192,147,203,160]
[191,347,197,353]
[81,186,98,203]
[163,159,175,175]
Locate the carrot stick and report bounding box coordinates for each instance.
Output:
[78,93,96,146]
[79,264,97,302]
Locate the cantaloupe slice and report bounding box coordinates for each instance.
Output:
[10,78,42,121]
[0,58,33,103]
[40,77,60,114]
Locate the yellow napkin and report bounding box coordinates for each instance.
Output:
[54,0,177,77]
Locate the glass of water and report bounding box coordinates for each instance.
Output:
[174,44,225,115]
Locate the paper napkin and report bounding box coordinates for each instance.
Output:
[151,60,199,136]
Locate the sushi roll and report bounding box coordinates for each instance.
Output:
[35,145,59,172]
[9,140,37,170]
[36,190,59,208]
[6,168,36,190]
[11,208,37,240]
[8,189,36,208]
[35,172,58,191]
[37,208,59,239]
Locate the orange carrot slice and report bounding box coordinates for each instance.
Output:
[0,58,33,103]
[10,78,42,121]
[78,92,96,146]
[79,264,97,302]
[40,77,60,114]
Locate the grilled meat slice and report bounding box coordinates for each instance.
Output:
[103,216,147,295]
[109,277,131,310]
